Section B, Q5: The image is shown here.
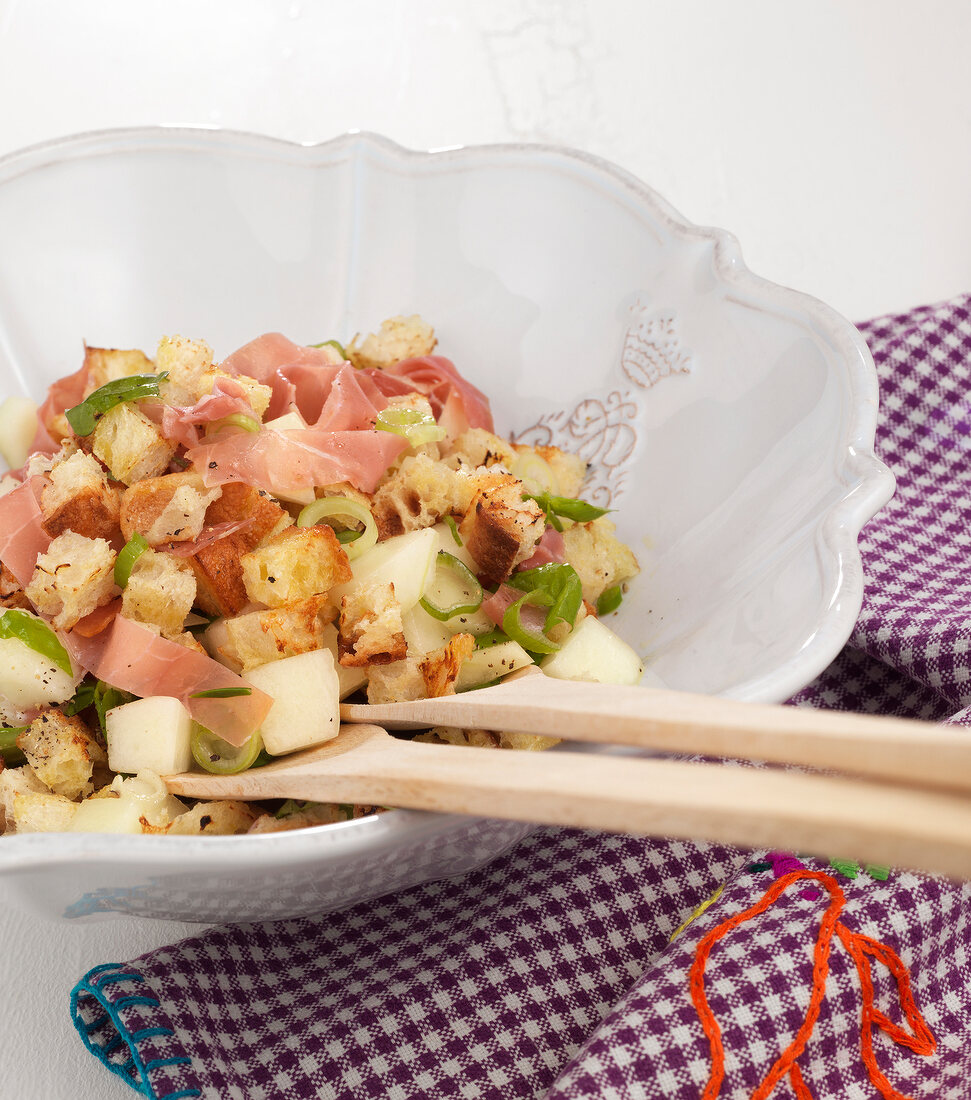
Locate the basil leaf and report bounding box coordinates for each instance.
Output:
[65,372,167,436]
[189,686,253,699]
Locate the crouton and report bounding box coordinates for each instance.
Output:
[345,314,437,370]
[371,453,476,540]
[121,550,197,637]
[159,800,257,835]
[83,346,155,394]
[511,442,588,498]
[0,474,19,498]
[11,789,78,832]
[120,471,222,545]
[90,402,178,484]
[221,594,334,672]
[189,484,293,617]
[18,710,107,800]
[366,657,425,704]
[458,472,546,587]
[248,802,378,833]
[0,765,48,834]
[444,428,518,471]
[0,563,31,611]
[25,531,116,631]
[241,525,351,609]
[560,517,640,604]
[419,633,475,697]
[338,581,407,667]
[41,450,123,541]
[155,334,213,400]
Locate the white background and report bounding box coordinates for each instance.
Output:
[1,2,969,1096]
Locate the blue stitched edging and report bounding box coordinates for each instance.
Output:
[69,963,201,1099]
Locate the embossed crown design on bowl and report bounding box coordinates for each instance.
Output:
[0,128,893,922]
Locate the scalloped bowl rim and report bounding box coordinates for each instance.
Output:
[0,127,895,883]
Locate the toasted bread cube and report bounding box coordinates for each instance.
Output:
[90,402,178,484]
[372,453,477,540]
[418,633,475,697]
[510,442,588,498]
[365,657,425,704]
[189,484,292,617]
[221,594,333,672]
[120,471,222,545]
[415,727,558,752]
[444,428,518,472]
[19,710,107,800]
[121,550,197,637]
[83,346,155,394]
[345,314,437,369]
[11,789,78,832]
[244,649,340,755]
[338,580,406,667]
[0,765,48,833]
[458,472,545,587]
[164,800,258,835]
[156,334,213,393]
[196,368,272,419]
[0,563,32,613]
[41,450,123,541]
[559,517,640,604]
[241,525,351,609]
[25,531,116,631]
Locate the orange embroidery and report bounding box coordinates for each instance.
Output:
[689,870,936,1100]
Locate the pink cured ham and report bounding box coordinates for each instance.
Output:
[32,359,89,455]
[516,527,566,571]
[0,478,51,586]
[221,334,345,422]
[161,377,256,448]
[160,518,255,558]
[64,617,272,746]
[188,428,407,496]
[384,356,494,433]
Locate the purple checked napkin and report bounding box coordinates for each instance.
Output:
[71,296,971,1100]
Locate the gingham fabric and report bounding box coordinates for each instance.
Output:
[72,295,971,1099]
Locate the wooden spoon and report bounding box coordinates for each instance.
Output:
[341,668,971,794]
[165,721,971,879]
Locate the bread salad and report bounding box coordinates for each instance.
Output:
[0,317,641,836]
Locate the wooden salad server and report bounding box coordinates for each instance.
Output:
[341,667,971,794]
[166,707,971,880]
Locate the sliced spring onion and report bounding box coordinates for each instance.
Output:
[419,551,484,621]
[296,496,378,560]
[502,592,560,655]
[443,515,463,546]
[189,686,253,699]
[310,339,346,358]
[511,452,558,496]
[65,372,167,436]
[0,609,72,676]
[596,584,623,616]
[474,628,509,649]
[507,562,583,635]
[375,406,446,447]
[0,726,26,765]
[191,722,264,775]
[523,490,610,531]
[114,533,150,588]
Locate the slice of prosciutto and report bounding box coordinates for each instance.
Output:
[64,617,272,746]
[0,477,50,586]
[161,376,257,448]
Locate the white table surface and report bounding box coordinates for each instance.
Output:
[1,2,970,1096]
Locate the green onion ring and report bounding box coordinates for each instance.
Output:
[0,726,27,765]
[114,533,150,588]
[419,551,484,621]
[375,407,446,447]
[296,496,378,559]
[190,722,264,775]
[502,592,560,655]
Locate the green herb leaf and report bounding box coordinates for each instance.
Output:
[0,609,72,676]
[506,563,583,635]
[65,372,167,436]
[523,490,609,529]
[189,686,253,699]
[309,339,346,358]
[93,682,134,735]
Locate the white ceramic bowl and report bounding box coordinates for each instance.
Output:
[0,128,893,923]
